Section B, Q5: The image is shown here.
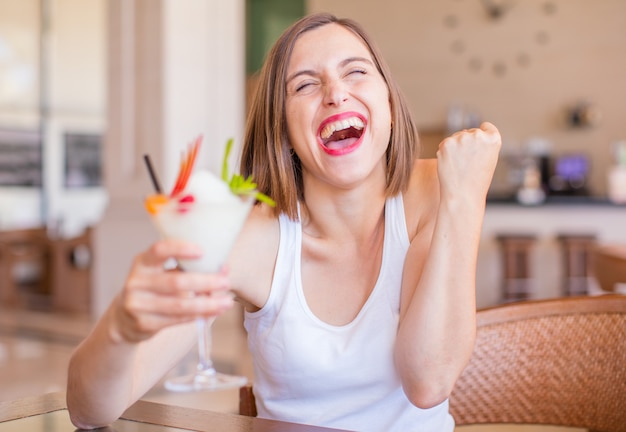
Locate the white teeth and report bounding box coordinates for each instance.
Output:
[320,117,364,140]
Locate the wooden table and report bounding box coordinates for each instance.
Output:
[0,392,351,432]
[0,392,589,432]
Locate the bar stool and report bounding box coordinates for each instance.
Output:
[50,227,93,313]
[0,227,51,307]
[496,234,537,303]
[556,233,596,296]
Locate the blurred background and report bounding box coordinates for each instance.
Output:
[1,0,625,419]
[1,0,625,235]
[0,0,624,315]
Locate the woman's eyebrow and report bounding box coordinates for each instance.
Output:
[340,56,374,68]
[286,56,374,84]
[286,69,316,85]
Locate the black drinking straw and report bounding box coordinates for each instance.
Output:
[143,154,163,193]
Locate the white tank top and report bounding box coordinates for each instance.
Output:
[244,195,454,432]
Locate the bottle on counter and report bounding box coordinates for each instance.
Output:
[516,138,550,205]
[516,157,546,205]
[608,140,626,204]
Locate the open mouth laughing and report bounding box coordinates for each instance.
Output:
[318,114,366,155]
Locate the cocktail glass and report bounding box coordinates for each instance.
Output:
[148,194,252,392]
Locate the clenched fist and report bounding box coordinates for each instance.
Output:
[436,121,502,204]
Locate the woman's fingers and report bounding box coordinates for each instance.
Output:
[437,121,502,200]
[124,288,234,317]
[112,300,198,343]
[127,269,230,296]
[112,239,235,343]
[117,295,233,342]
[138,239,203,269]
[477,121,499,137]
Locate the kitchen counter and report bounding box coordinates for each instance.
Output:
[487,194,623,206]
[476,200,626,308]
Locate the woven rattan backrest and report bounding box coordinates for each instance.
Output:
[449,295,626,431]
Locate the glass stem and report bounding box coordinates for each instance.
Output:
[196,317,216,375]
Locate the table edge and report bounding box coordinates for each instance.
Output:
[0,392,351,432]
[0,391,67,422]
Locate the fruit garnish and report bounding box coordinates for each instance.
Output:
[178,194,195,204]
[170,135,202,197]
[143,136,275,213]
[221,138,276,207]
[144,136,201,214]
[175,194,195,213]
[144,194,169,215]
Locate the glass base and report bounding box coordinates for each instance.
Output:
[164,370,247,392]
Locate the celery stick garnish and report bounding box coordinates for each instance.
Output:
[222,138,276,207]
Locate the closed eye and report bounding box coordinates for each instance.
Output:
[348,68,367,76]
[295,81,314,92]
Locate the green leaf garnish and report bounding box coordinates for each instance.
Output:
[222,138,276,207]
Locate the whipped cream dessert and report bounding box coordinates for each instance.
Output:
[148,169,253,273]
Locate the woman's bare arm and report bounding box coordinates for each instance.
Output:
[67,239,236,429]
[67,300,196,429]
[395,122,501,408]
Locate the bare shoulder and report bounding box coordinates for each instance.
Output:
[228,202,280,310]
[244,202,280,236]
[403,158,440,240]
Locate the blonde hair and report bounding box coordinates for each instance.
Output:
[241,12,419,219]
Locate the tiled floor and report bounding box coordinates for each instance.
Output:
[0,306,584,432]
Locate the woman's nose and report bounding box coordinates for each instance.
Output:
[323,80,348,106]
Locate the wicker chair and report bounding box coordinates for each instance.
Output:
[449,294,626,431]
[240,295,626,431]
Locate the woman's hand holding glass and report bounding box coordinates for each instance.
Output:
[136,137,270,391]
[111,238,234,345]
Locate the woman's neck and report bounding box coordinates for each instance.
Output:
[300,185,387,244]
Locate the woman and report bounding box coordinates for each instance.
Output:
[67,12,501,432]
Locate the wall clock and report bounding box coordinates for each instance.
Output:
[443,0,558,77]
